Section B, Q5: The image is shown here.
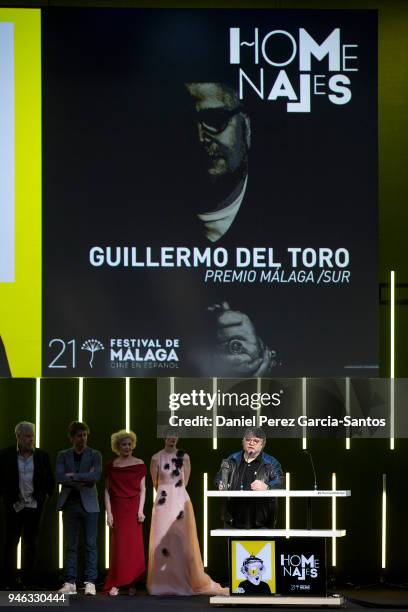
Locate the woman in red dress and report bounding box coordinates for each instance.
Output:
[103,430,146,596]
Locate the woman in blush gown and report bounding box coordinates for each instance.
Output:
[103,430,146,596]
[147,434,228,596]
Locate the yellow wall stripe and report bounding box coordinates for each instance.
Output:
[0,9,42,377]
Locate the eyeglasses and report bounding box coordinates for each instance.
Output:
[245,438,262,445]
[196,106,243,135]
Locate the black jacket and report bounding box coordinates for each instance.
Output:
[214,450,283,491]
[214,451,283,529]
[0,446,55,508]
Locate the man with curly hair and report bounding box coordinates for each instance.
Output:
[215,427,283,529]
[56,422,102,596]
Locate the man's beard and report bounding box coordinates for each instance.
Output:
[195,162,248,214]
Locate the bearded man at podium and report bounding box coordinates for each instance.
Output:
[214,427,283,529]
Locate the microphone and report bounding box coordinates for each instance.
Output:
[221,459,231,490]
[303,449,318,490]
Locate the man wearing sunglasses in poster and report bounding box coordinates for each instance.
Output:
[184,81,277,378]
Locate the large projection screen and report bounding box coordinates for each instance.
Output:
[1,8,378,378]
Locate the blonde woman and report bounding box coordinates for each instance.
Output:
[103,430,146,596]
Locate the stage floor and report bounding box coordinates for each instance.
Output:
[39,588,408,611]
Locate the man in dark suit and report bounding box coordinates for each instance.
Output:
[0,421,55,588]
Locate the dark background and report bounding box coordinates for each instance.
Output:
[0,0,408,589]
[0,377,407,586]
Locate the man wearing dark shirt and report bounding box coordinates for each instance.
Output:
[214,427,283,528]
[184,82,276,378]
[0,422,54,588]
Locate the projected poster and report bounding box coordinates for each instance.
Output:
[5,8,379,378]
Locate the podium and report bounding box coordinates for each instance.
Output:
[205,489,350,607]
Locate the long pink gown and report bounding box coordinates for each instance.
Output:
[147,449,228,596]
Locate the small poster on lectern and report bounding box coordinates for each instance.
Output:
[275,538,327,595]
[229,539,276,595]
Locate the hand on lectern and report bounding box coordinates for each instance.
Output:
[250,480,268,491]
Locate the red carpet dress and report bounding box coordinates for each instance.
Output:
[147,450,228,596]
[103,461,146,592]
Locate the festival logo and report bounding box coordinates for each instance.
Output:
[81,339,105,368]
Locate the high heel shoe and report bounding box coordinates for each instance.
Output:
[109,587,119,597]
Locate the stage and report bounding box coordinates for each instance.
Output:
[32,588,408,611]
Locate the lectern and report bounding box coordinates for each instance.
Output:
[205,488,350,607]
